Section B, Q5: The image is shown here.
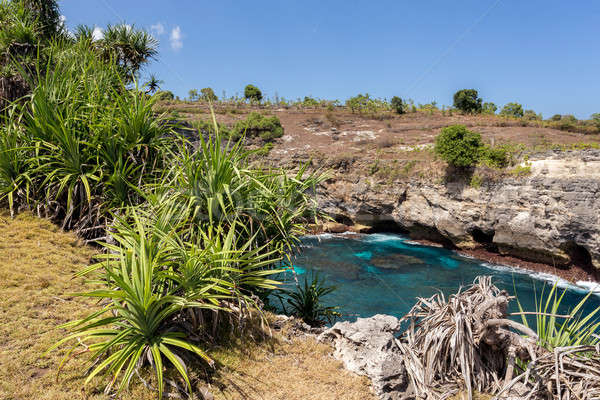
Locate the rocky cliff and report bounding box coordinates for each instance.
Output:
[318,149,600,273]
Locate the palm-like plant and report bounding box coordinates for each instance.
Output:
[100,24,158,81]
[1,41,171,237]
[517,283,600,350]
[145,74,163,94]
[285,273,340,326]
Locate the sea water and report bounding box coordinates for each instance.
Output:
[280,233,600,321]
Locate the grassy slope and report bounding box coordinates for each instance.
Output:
[0,212,374,400]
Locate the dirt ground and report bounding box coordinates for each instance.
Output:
[0,212,374,400]
[162,102,600,162]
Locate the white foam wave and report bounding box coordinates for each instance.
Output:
[302,233,335,240]
[576,281,600,293]
[363,233,406,243]
[481,262,600,296]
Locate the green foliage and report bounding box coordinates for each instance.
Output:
[453,89,482,114]
[301,96,320,107]
[345,93,390,115]
[231,112,284,141]
[523,109,542,121]
[550,114,562,121]
[75,24,158,83]
[188,88,198,101]
[284,274,340,326]
[155,90,174,101]
[46,126,324,397]
[592,113,600,130]
[509,163,532,177]
[391,96,405,114]
[200,87,217,102]
[517,282,600,350]
[482,102,497,114]
[469,173,482,188]
[254,142,274,156]
[480,145,510,168]
[0,42,170,236]
[434,125,483,168]
[244,84,263,102]
[500,102,524,118]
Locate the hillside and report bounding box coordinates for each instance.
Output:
[164,101,600,281]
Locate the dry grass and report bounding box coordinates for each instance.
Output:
[0,211,374,400]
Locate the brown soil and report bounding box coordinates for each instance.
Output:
[162,101,600,166]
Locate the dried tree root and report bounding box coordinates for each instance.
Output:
[394,276,600,400]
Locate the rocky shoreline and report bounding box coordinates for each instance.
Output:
[312,222,600,285]
[312,150,600,285]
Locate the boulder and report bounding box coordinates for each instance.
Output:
[319,315,408,399]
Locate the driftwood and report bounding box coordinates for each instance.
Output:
[394,276,600,400]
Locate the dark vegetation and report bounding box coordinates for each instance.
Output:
[244,84,262,102]
[453,89,482,113]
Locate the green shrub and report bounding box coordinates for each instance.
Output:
[391,96,405,114]
[283,273,340,326]
[196,119,230,137]
[482,102,497,114]
[500,102,524,118]
[345,93,389,115]
[516,282,600,350]
[434,125,482,168]
[200,87,217,102]
[302,96,320,107]
[154,90,174,101]
[550,114,562,121]
[244,84,262,102]
[188,88,198,101]
[453,89,482,113]
[0,42,170,234]
[480,145,510,168]
[592,113,600,130]
[523,109,542,121]
[231,112,284,141]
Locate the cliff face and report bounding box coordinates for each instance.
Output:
[318,150,600,271]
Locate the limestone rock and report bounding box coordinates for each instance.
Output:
[319,315,408,399]
[317,151,600,270]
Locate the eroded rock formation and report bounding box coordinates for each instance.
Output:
[318,150,600,271]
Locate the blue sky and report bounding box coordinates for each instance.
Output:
[59,1,599,119]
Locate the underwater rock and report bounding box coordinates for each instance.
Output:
[319,314,408,399]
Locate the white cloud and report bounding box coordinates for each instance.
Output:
[170,26,183,51]
[92,26,104,41]
[59,15,66,26]
[151,22,165,36]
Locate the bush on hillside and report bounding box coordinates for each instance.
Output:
[200,87,217,102]
[391,96,406,114]
[231,112,284,141]
[592,113,600,130]
[155,90,174,101]
[302,96,320,107]
[523,109,542,121]
[480,145,510,168]
[453,89,482,114]
[550,114,562,121]
[482,102,497,114]
[500,102,524,118]
[434,124,483,168]
[244,84,263,102]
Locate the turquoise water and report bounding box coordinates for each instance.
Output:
[281,233,600,321]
